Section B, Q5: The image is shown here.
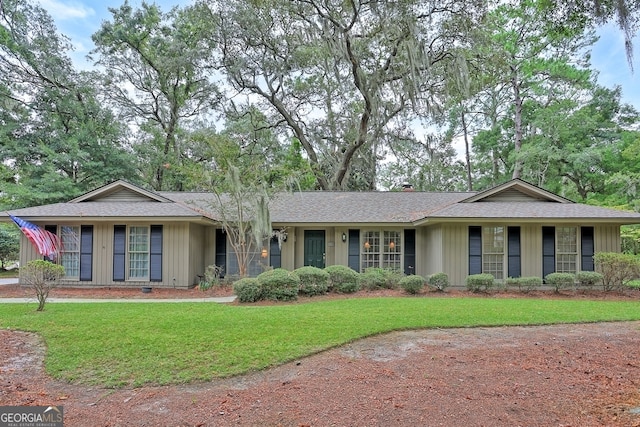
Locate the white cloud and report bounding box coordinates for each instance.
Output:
[37,0,95,20]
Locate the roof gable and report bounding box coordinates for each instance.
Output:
[70,180,171,203]
[460,179,572,204]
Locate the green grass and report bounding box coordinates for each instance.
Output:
[1,297,639,388]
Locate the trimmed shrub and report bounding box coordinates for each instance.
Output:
[21,260,65,311]
[428,272,449,291]
[359,268,402,290]
[506,276,542,293]
[295,266,329,296]
[594,252,640,291]
[325,265,360,293]
[399,275,425,294]
[575,271,604,289]
[233,278,262,303]
[257,268,300,301]
[465,273,495,293]
[545,272,575,293]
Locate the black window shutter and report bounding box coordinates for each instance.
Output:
[270,235,282,269]
[113,225,126,281]
[150,225,163,282]
[44,225,57,262]
[542,226,556,278]
[215,229,227,277]
[79,225,93,281]
[348,229,360,271]
[581,227,595,271]
[507,226,521,278]
[404,229,416,275]
[469,226,482,275]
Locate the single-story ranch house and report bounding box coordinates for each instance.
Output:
[3,179,640,289]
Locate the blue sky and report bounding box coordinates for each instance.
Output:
[38,0,640,110]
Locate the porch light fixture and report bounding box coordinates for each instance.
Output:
[389,241,395,250]
[261,247,268,258]
[342,232,347,242]
[364,241,371,250]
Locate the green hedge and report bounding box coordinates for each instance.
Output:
[257,268,300,301]
[465,273,495,292]
[233,278,262,303]
[545,272,575,293]
[295,266,329,296]
[324,265,360,293]
[428,272,449,291]
[399,275,425,294]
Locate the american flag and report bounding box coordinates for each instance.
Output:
[9,215,60,258]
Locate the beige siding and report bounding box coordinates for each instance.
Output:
[595,224,621,253]
[94,188,155,202]
[188,224,206,286]
[520,224,542,278]
[439,224,469,286]
[418,225,442,278]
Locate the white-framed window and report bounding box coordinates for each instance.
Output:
[556,226,577,273]
[362,230,402,271]
[60,225,80,278]
[128,226,149,279]
[483,226,504,280]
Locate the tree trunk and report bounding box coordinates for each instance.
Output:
[511,65,524,180]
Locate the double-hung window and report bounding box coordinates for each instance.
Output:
[128,226,150,279]
[556,227,578,273]
[482,226,504,280]
[60,226,80,278]
[362,230,402,271]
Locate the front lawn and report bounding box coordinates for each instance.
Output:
[1,297,639,387]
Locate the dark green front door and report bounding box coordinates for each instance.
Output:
[304,230,325,268]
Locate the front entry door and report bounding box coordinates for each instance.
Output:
[304,230,325,268]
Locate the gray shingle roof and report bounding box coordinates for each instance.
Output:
[3,180,640,225]
[427,202,640,221]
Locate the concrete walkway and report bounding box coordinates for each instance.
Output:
[0,278,236,303]
[0,296,237,304]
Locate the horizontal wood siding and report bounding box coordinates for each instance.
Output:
[94,189,155,202]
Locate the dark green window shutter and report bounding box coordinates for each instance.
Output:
[542,226,556,278]
[581,227,595,271]
[150,225,163,282]
[270,236,282,268]
[113,225,126,281]
[79,226,93,281]
[404,229,416,275]
[215,229,227,277]
[348,229,360,271]
[507,227,521,278]
[469,226,482,275]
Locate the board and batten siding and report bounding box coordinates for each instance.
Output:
[418,225,442,279]
[440,224,468,286]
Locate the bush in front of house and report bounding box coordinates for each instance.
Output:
[399,275,425,294]
[427,272,449,291]
[359,267,402,290]
[233,277,262,303]
[575,271,604,289]
[295,266,329,296]
[257,268,300,301]
[594,252,640,291]
[505,276,542,293]
[465,273,495,293]
[324,265,360,293]
[21,259,65,311]
[545,272,575,292]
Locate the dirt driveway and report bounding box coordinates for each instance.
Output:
[2,320,640,426]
